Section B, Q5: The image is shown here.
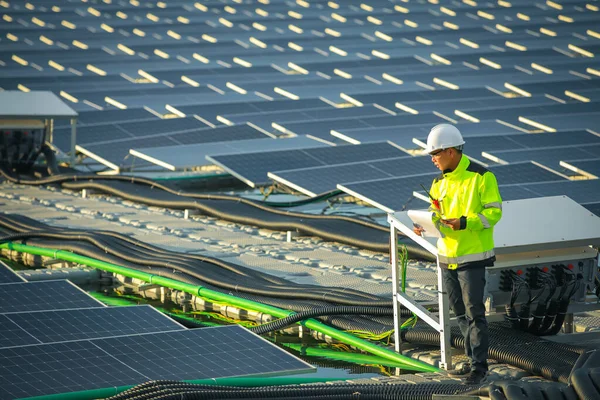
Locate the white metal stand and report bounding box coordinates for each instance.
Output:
[388,212,453,370]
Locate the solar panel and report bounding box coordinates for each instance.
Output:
[130,136,327,170]
[483,145,600,174]
[561,159,600,178]
[0,325,313,399]
[54,108,157,128]
[2,306,183,345]
[503,130,600,148]
[338,173,438,213]
[95,325,314,381]
[338,161,566,212]
[331,126,426,148]
[223,105,386,129]
[0,340,149,399]
[403,95,556,116]
[118,117,208,137]
[490,162,567,185]
[0,281,105,314]
[502,180,600,205]
[269,156,432,197]
[207,142,406,187]
[0,261,24,283]
[78,123,272,171]
[518,113,600,132]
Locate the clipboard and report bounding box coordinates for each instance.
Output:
[407,210,442,238]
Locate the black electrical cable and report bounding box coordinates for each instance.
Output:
[250,306,403,335]
[2,229,394,306]
[0,165,434,260]
[541,274,583,337]
[504,272,523,329]
[529,271,556,334]
[0,212,392,303]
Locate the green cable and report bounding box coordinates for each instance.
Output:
[283,343,409,368]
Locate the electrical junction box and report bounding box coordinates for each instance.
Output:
[393,196,600,310]
[485,196,599,310]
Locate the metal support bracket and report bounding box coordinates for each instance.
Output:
[388,213,453,370]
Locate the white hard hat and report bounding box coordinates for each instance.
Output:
[425,124,465,154]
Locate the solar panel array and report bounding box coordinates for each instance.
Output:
[208,141,407,187]
[1,0,598,198]
[0,280,313,398]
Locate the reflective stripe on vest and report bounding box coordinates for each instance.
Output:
[484,202,502,210]
[438,249,495,264]
[478,213,491,228]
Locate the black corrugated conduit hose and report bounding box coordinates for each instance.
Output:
[105,381,470,400]
[403,322,586,383]
[0,161,433,260]
[107,350,600,399]
[250,306,411,335]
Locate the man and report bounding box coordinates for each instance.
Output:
[413,124,502,385]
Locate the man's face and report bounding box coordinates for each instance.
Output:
[430,148,451,170]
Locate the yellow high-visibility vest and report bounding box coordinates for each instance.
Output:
[429,155,502,269]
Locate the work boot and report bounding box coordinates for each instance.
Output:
[447,363,471,377]
[464,369,488,385]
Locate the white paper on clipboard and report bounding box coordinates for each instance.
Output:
[407,210,442,238]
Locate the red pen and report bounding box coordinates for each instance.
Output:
[420,184,440,210]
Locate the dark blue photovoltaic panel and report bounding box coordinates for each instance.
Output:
[94,325,313,381]
[563,159,600,177]
[332,126,428,148]
[489,162,568,185]
[501,180,600,204]
[2,306,182,345]
[485,145,600,173]
[0,340,148,399]
[508,131,600,148]
[0,281,104,314]
[0,262,24,283]
[208,142,406,187]
[225,105,385,127]
[339,161,566,212]
[519,112,600,131]
[0,326,313,399]
[269,156,432,196]
[132,136,327,170]
[339,173,438,213]
[77,123,270,168]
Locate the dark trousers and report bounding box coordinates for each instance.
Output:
[442,267,489,372]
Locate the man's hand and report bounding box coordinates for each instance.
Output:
[413,224,425,237]
[441,218,460,230]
